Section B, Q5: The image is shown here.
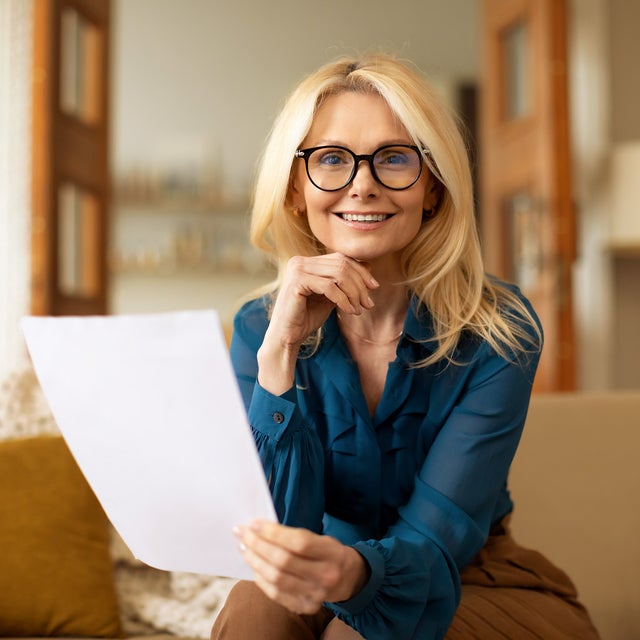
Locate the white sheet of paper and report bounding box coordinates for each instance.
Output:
[21,310,277,580]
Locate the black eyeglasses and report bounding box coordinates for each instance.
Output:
[294,144,424,192]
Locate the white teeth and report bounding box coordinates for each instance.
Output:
[342,213,388,222]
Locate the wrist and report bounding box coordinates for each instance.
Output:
[335,547,370,603]
[257,338,299,396]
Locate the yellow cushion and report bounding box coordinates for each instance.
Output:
[0,436,123,637]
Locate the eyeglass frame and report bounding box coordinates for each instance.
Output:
[294,144,428,192]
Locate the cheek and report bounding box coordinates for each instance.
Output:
[304,185,337,215]
[395,193,427,241]
[401,212,424,245]
[306,202,334,236]
[294,173,328,211]
[404,189,429,221]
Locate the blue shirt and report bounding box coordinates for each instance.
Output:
[230,288,541,640]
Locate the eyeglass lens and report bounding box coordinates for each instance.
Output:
[305,146,422,191]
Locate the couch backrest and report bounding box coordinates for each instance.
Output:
[509,391,640,640]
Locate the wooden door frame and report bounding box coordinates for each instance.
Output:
[480,0,576,391]
[31,0,110,316]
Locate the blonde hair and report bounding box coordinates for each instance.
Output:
[248,54,541,365]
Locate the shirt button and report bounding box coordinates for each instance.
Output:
[272,411,285,424]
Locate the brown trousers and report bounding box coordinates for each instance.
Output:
[211,518,600,639]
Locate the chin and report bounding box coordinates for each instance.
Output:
[326,244,377,261]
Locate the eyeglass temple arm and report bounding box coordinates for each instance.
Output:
[294,147,431,158]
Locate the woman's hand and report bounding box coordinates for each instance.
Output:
[257,253,378,395]
[270,252,378,347]
[234,520,369,615]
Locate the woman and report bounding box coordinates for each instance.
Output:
[211,55,599,639]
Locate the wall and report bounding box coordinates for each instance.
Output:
[111,0,640,388]
[608,0,640,244]
[0,0,625,388]
[570,0,640,390]
[609,0,640,143]
[607,0,640,387]
[569,0,614,390]
[0,0,32,382]
[109,0,479,326]
[111,0,479,190]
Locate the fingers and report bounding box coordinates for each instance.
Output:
[293,272,361,316]
[285,253,378,315]
[239,520,331,560]
[244,545,326,614]
[259,252,380,385]
[234,521,345,613]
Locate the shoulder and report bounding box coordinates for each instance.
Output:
[486,275,543,339]
[486,274,529,304]
[474,276,543,383]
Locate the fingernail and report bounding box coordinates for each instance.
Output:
[370,276,379,287]
[233,525,243,537]
[238,541,247,553]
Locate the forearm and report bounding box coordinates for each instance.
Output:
[247,385,325,532]
[256,329,301,397]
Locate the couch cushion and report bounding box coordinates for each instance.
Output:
[509,391,640,640]
[0,435,123,637]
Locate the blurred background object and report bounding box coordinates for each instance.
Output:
[1,0,639,391]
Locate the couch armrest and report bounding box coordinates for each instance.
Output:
[509,391,640,640]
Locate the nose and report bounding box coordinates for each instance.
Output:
[348,159,380,197]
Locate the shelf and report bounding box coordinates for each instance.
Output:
[110,265,270,277]
[113,198,250,215]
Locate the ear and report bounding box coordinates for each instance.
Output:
[288,172,306,213]
[423,175,443,212]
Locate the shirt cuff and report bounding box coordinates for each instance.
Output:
[327,542,385,616]
[247,383,299,442]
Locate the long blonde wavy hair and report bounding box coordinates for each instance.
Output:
[247,54,542,366]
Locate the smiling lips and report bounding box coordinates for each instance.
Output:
[339,213,392,222]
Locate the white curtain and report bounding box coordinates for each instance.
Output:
[0,0,33,381]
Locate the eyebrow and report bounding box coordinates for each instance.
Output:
[309,138,415,149]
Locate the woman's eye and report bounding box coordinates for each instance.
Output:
[378,150,410,165]
[317,150,349,166]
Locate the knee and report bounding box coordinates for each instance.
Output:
[211,580,332,640]
[211,580,291,640]
[223,579,258,602]
[211,580,256,639]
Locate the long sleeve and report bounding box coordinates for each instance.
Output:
[230,301,324,533]
[327,340,540,639]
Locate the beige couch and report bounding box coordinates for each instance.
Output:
[1,364,638,638]
[509,391,640,640]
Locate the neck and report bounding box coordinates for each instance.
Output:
[337,282,410,344]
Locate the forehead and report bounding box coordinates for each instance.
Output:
[305,91,411,147]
